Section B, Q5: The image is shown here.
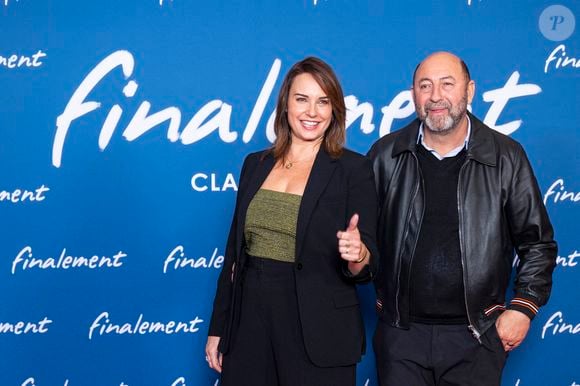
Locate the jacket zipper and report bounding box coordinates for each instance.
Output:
[457,158,481,342]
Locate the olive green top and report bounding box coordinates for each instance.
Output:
[244,189,302,262]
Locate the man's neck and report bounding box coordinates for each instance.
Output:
[422,115,469,156]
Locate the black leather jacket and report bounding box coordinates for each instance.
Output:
[367,113,557,340]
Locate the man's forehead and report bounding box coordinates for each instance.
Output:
[415,54,463,80]
[417,74,456,83]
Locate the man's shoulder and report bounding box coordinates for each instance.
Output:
[470,114,524,155]
[368,119,419,159]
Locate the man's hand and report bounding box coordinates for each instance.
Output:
[495,310,531,352]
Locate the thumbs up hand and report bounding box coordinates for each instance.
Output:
[337,213,368,265]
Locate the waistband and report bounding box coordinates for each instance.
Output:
[245,254,295,270]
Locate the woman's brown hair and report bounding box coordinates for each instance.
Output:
[271,57,346,160]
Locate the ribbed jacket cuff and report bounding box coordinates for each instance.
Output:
[508,294,540,320]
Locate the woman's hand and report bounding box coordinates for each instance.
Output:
[205,335,223,373]
[337,214,369,274]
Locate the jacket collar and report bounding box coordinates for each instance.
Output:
[392,111,497,166]
[295,148,337,259]
[240,151,275,214]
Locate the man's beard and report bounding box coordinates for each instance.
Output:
[418,95,468,135]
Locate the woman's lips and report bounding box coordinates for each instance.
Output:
[301,120,320,129]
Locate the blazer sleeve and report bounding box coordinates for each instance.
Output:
[208,154,252,337]
[342,155,379,283]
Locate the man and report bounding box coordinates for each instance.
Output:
[368,52,557,386]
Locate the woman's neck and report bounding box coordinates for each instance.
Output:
[287,139,322,161]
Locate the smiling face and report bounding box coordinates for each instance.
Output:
[286,72,333,145]
[412,52,475,134]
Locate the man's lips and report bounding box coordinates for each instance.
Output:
[427,107,448,115]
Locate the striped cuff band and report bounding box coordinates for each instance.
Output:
[508,297,539,320]
[483,304,506,316]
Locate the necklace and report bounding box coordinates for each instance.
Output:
[283,155,315,169]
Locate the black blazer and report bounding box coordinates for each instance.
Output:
[209,147,378,367]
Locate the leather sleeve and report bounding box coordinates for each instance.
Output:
[505,143,557,319]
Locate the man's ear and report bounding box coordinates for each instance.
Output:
[467,80,475,104]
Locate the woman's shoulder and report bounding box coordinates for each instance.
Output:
[243,148,273,166]
[336,148,371,167]
[340,147,365,158]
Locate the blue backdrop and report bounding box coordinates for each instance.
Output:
[1,1,578,385]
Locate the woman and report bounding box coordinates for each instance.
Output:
[205,57,378,386]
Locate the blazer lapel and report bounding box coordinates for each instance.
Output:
[235,152,275,260]
[295,149,337,260]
